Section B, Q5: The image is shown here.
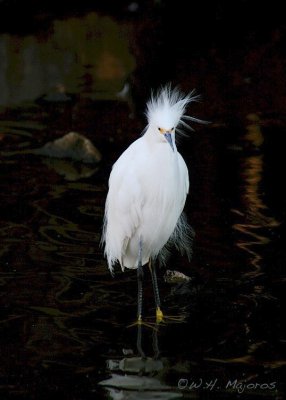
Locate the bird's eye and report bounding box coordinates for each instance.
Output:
[171,127,175,131]
[158,127,161,131]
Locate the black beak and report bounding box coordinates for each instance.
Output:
[163,132,174,151]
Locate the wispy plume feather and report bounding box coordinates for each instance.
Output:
[157,212,195,266]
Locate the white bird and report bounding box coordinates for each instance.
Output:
[102,85,203,325]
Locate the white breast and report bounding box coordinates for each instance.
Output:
[103,137,189,271]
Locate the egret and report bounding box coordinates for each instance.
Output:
[102,85,203,325]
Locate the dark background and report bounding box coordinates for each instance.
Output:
[0,1,285,399]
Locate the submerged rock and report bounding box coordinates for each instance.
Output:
[36,132,101,163]
[98,373,171,391]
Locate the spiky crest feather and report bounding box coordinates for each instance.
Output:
[146,85,203,136]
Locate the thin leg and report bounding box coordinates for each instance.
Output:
[137,238,143,322]
[136,323,145,358]
[128,243,158,330]
[149,260,164,323]
[152,323,160,359]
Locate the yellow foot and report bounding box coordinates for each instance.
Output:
[128,317,158,330]
[156,307,164,323]
[155,308,187,324]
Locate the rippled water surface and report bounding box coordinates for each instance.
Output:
[0,6,285,400]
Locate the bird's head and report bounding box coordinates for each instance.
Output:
[145,85,202,151]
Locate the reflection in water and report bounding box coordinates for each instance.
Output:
[0,12,135,105]
[232,114,279,277]
[99,325,182,400]
[41,158,99,181]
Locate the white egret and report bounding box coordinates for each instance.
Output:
[102,85,203,325]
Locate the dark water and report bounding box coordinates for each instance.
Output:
[1,6,285,400]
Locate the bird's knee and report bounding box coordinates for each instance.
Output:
[137,265,144,280]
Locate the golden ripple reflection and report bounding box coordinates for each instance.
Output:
[232,114,280,277]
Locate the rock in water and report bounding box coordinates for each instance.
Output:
[164,269,191,284]
[36,132,101,163]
